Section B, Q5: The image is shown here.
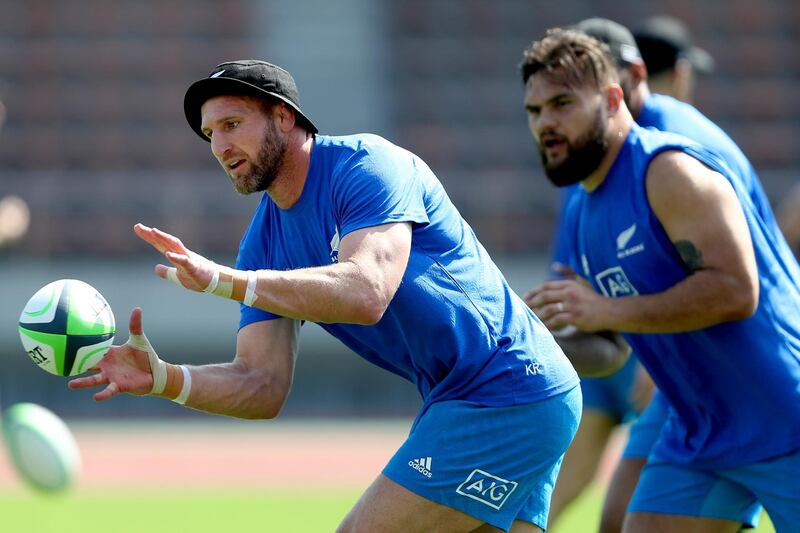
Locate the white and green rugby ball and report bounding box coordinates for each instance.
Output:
[19,279,115,377]
[2,402,82,492]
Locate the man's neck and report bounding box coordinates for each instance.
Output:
[268,132,315,210]
[581,116,633,193]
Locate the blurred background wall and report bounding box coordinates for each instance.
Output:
[0,0,798,418]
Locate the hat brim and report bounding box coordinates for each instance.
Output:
[183,76,318,142]
[685,46,715,74]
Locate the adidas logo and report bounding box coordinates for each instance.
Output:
[408,457,432,478]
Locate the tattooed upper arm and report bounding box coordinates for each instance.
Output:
[674,239,704,272]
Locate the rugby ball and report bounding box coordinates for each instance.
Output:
[1,403,81,492]
[18,279,115,376]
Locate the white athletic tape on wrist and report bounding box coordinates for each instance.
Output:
[244,270,258,307]
[203,270,220,294]
[127,332,167,394]
[208,275,233,298]
[173,365,192,405]
[165,266,232,298]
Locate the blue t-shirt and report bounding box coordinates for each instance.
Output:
[547,94,800,432]
[551,94,794,271]
[237,134,578,410]
[563,125,800,468]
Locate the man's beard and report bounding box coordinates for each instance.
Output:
[231,122,287,195]
[540,107,609,188]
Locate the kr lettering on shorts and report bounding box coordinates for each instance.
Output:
[525,361,542,376]
[456,469,518,510]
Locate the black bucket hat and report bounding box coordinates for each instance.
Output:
[184,59,318,141]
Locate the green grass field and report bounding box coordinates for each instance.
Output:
[0,488,361,532]
[0,485,776,532]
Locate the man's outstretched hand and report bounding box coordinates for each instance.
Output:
[68,307,156,401]
[134,223,216,292]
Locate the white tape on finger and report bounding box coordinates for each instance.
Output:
[127,332,167,394]
[166,267,183,287]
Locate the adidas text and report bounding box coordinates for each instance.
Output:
[408,457,433,478]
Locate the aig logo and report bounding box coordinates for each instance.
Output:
[456,469,518,510]
[595,266,639,298]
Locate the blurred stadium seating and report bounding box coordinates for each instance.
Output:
[1,1,797,258]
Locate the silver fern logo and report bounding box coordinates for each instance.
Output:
[616,223,644,258]
[616,223,637,249]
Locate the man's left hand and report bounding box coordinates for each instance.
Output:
[134,223,217,291]
[524,279,612,332]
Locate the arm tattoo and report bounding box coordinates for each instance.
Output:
[674,240,704,272]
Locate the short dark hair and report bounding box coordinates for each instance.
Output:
[520,28,620,90]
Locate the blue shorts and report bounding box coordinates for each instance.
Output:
[382,386,581,532]
[622,390,669,459]
[629,447,800,530]
[581,356,639,423]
